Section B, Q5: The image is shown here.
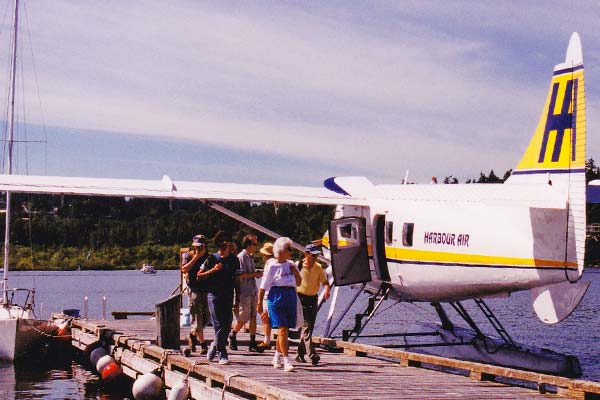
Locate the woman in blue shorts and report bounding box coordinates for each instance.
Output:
[257,237,301,372]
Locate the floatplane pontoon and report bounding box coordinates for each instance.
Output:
[0,33,592,375]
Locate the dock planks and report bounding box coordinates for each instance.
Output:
[68,317,598,400]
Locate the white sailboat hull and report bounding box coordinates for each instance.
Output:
[0,307,55,361]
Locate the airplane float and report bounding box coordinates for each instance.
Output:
[0,33,591,377]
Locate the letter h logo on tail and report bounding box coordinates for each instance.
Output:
[538,79,577,163]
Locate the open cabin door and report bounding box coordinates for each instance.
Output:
[373,214,391,281]
[329,217,371,286]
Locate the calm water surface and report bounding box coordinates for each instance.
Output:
[1,269,599,398]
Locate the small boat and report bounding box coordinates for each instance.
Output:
[140,264,157,274]
[0,288,57,360]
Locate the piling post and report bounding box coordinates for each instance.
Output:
[155,293,181,350]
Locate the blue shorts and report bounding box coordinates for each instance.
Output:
[267,287,297,329]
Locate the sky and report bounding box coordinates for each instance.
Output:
[0,0,599,186]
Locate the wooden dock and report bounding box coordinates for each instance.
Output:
[65,316,600,400]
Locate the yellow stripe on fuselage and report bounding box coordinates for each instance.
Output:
[322,234,576,269]
[384,246,577,269]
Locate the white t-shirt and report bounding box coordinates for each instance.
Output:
[259,259,297,291]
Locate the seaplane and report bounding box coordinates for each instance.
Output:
[0,33,591,376]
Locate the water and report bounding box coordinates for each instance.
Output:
[1,269,599,398]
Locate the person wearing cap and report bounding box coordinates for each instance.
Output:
[295,243,331,365]
[181,234,210,355]
[257,237,302,372]
[197,231,240,365]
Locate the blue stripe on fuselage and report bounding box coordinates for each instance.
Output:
[512,168,585,175]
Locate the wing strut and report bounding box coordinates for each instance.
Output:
[323,283,366,338]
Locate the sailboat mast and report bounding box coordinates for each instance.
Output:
[2,0,18,303]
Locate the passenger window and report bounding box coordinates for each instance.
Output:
[385,221,393,244]
[337,222,359,249]
[402,223,414,247]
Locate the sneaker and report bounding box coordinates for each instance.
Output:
[229,334,238,351]
[248,343,259,353]
[207,345,217,362]
[295,355,306,363]
[219,357,230,365]
[310,354,320,366]
[272,355,282,369]
[200,342,208,355]
[283,359,294,372]
[255,342,270,353]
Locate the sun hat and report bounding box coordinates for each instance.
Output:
[259,242,274,256]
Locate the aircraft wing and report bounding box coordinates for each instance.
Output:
[0,174,368,206]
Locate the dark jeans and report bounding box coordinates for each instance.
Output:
[297,294,318,359]
[207,292,233,357]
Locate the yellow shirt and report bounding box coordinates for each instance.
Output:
[297,260,327,296]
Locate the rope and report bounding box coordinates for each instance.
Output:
[139,343,146,358]
[111,334,129,362]
[159,350,169,367]
[110,335,121,356]
[29,316,73,338]
[222,373,241,400]
[185,361,197,379]
[157,349,179,376]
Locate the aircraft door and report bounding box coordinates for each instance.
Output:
[329,217,371,286]
[373,215,391,281]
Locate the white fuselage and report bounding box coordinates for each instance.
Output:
[333,184,576,302]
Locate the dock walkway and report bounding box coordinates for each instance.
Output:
[68,317,600,400]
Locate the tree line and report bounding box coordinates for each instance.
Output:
[4,159,600,270]
[3,195,334,270]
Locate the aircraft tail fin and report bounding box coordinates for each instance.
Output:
[506,32,586,281]
[508,32,585,179]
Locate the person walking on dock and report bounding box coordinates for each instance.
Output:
[256,242,274,352]
[229,234,263,352]
[181,234,210,356]
[257,237,301,372]
[296,243,330,365]
[197,231,239,365]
